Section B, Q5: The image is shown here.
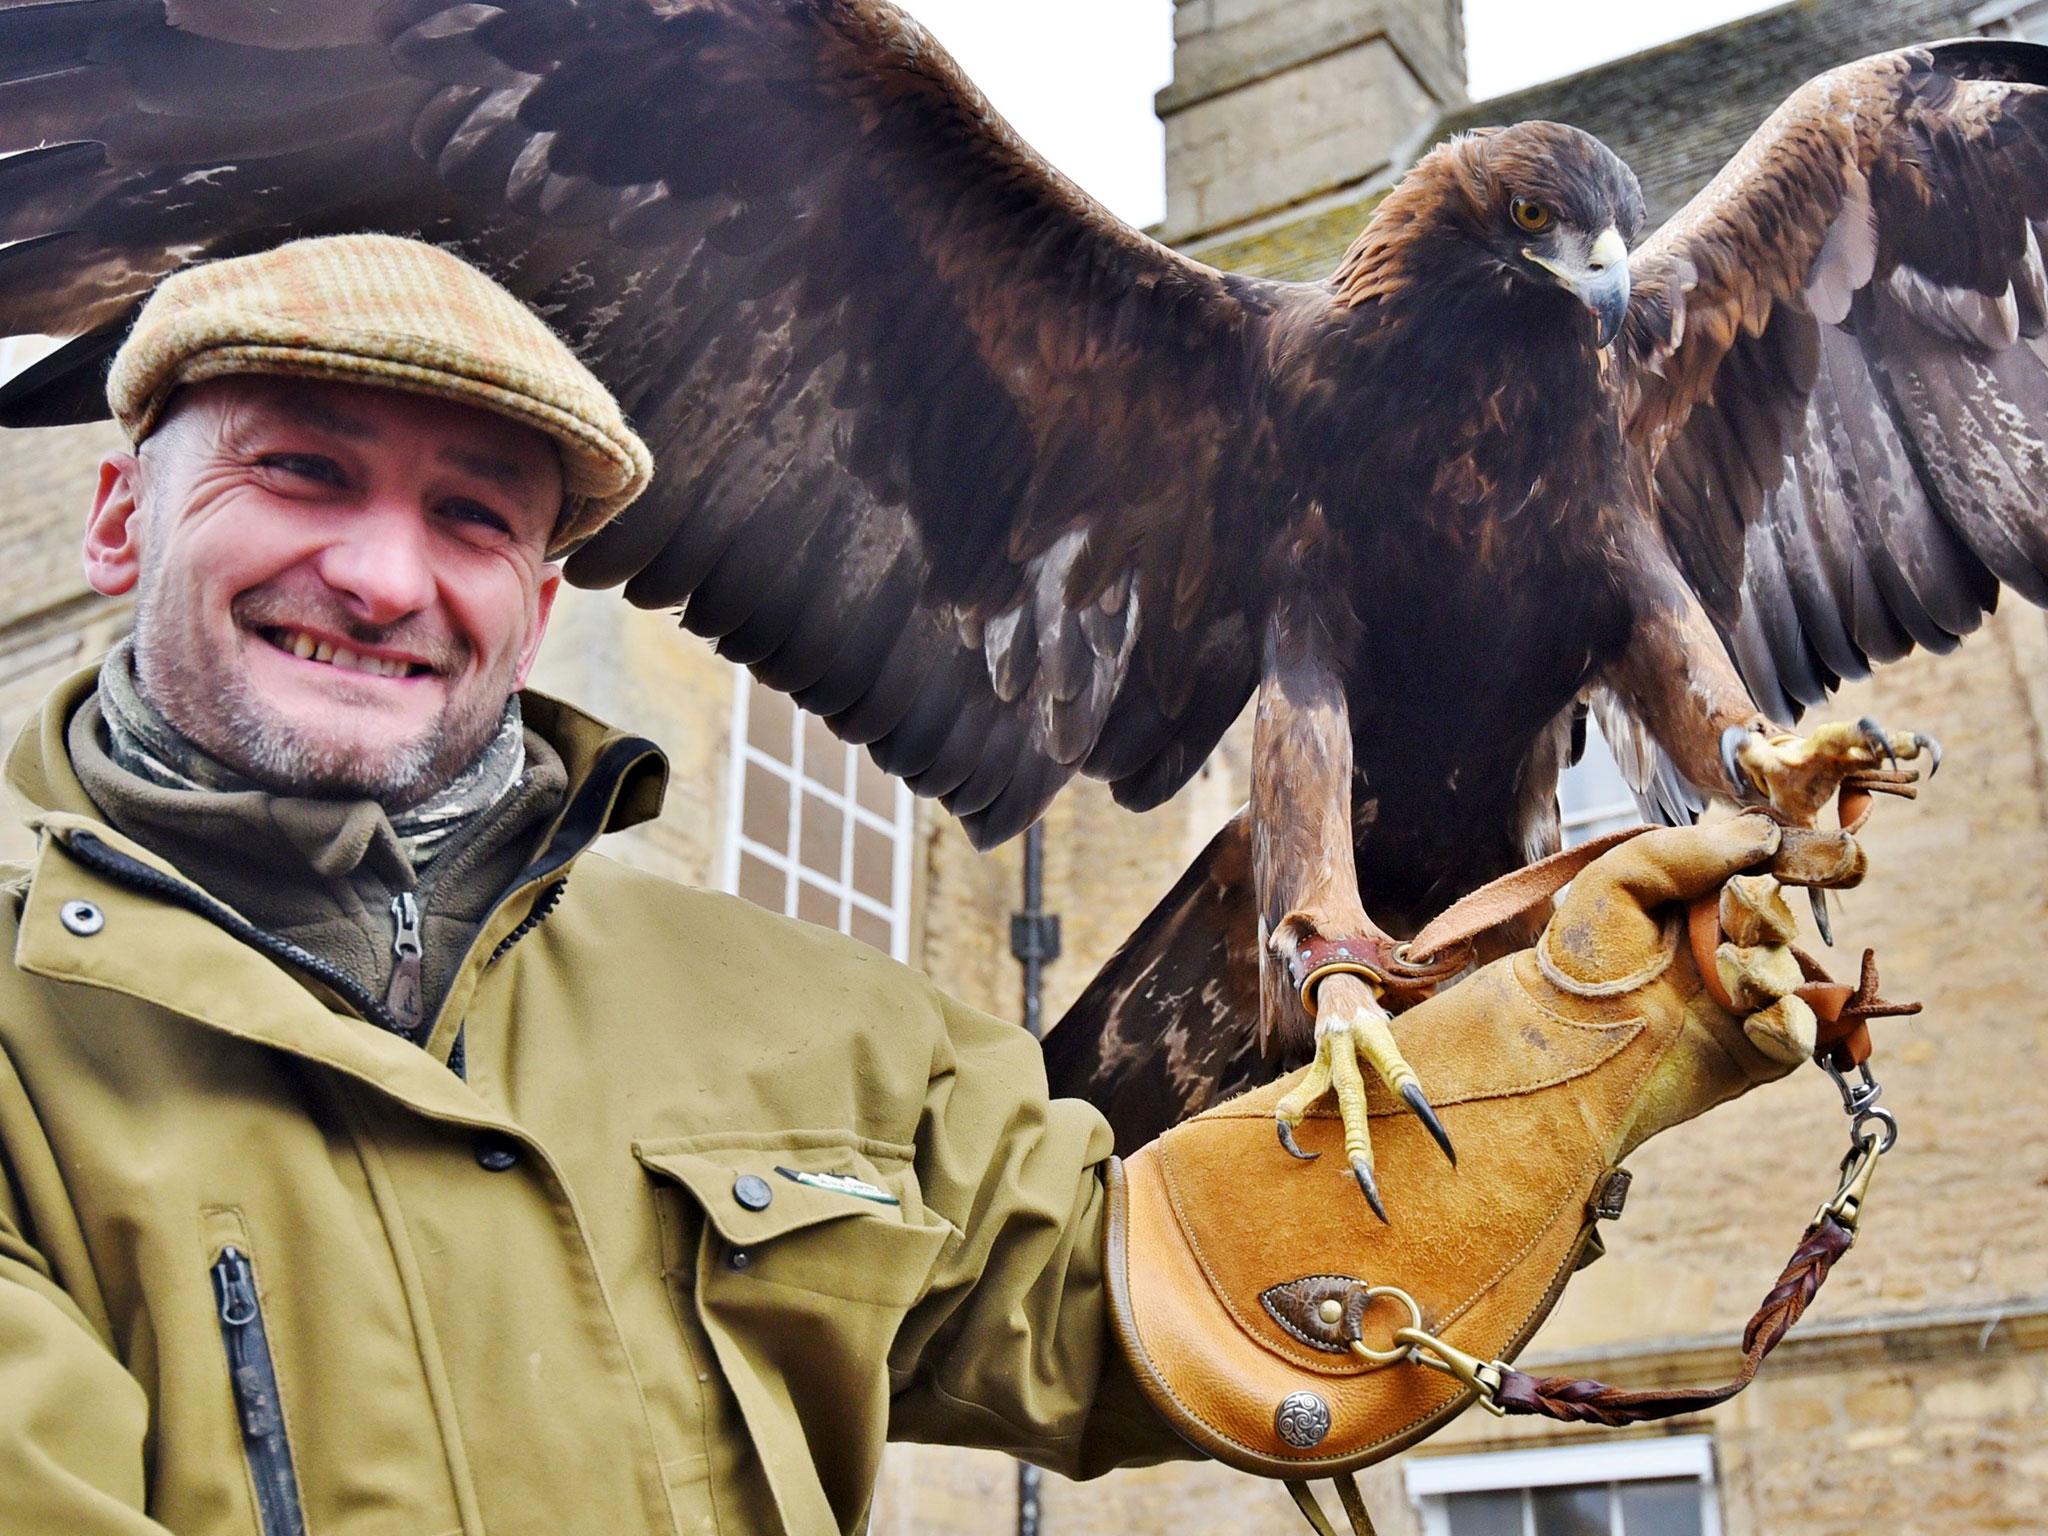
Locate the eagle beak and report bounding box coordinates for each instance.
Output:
[1526,225,1631,348]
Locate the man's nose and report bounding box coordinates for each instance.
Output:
[314,500,437,625]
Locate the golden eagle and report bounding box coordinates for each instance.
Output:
[0,1,2042,1211]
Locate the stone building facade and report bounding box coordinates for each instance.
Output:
[0,1,2044,1531]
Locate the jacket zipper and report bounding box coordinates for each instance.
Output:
[210,1247,308,1536]
[384,890,425,1035]
[488,874,567,964]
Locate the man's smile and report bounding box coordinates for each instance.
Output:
[254,624,438,681]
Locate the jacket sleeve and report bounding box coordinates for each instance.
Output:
[0,1219,173,1532]
[0,1044,170,1534]
[886,985,1195,1476]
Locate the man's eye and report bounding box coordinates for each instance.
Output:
[441,498,513,536]
[258,453,345,486]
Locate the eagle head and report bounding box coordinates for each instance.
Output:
[1442,121,1645,347]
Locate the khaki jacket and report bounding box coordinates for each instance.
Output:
[0,670,1175,1536]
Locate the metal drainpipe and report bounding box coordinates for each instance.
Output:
[1009,822,1061,1536]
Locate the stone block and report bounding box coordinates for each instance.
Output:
[1162,36,1434,237]
[1843,1379,1916,1426]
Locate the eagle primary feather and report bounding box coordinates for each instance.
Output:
[0,3,2045,1155]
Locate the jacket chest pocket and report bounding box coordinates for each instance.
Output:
[635,1135,954,1533]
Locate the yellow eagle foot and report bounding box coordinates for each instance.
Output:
[1720,717,1941,826]
[1719,717,1939,943]
[1271,977,1455,1224]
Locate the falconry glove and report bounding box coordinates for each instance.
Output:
[1104,814,1873,1483]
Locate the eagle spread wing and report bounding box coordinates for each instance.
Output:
[0,0,1283,847]
[1621,38,2048,734]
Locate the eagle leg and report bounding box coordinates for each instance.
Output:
[1269,970,1453,1224]
[1252,580,1451,1219]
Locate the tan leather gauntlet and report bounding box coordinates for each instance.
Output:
[1106,814,1863,1476]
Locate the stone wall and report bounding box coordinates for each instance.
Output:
[1157,0,1463,241]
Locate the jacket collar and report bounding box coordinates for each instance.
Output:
[7,663,670,843]
[5,663,670,1126]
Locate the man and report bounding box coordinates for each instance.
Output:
[0,234,1823,1535]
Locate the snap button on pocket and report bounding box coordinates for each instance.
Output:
[733,1174,773,1211]
[474,1132,521,1172]
[728,1248,752,1271]
[60,900,104,936]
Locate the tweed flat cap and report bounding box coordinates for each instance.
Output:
[106,233,653,555]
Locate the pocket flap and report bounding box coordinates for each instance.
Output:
[634,1131,928,1249]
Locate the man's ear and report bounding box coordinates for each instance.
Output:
[83,452,146,597]
[513,563,563,689]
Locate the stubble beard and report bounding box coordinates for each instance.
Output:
[130,566,509,810]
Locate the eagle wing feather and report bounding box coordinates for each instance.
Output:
[1620,39,2048,727]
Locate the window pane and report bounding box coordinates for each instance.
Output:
[746,683,794,761]
[1560,718,1639,846]
[853,821,894,904]
[1532,1483,1609,1536]
[1445,1489,1524,1536]
[737,853,785,914]
[1617,1479,1703,1536]
[798,792,844,879]
[796,879,838,929]
[856,750,896,817]
[740,763,791,852]
[850,906,893,956]
[801,710,840,784]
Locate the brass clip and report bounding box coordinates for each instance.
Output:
[1393,1326,1511,1417]
[1816,1129,1884,1236]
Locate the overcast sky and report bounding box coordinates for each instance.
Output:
[894,0,1782,227]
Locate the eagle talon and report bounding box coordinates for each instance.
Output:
[1808,886,1834,947]
[1856,716,1895,769]
[1720,724,1758,799]
[1402,1080,1457,1166]
[1278,1119,1318,1161]
[1270,977,1449,1215]
[1350,1155,1389,1224]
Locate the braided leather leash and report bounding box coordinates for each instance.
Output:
[1494,1209,1856,1425]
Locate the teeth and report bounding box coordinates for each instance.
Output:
[271,628,416,678]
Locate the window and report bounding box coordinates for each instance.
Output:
[1406,1437,1719,1536]
[721,668,917,961]
[1559,715,1639,847]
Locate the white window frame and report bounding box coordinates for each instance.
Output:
[719,666,917,963]
[1559,716,1640,847]
[1405,1434,1720,1536]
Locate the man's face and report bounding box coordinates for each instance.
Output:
[84,377,564,807]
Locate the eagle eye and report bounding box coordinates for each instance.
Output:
[1510,198,1552,234]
